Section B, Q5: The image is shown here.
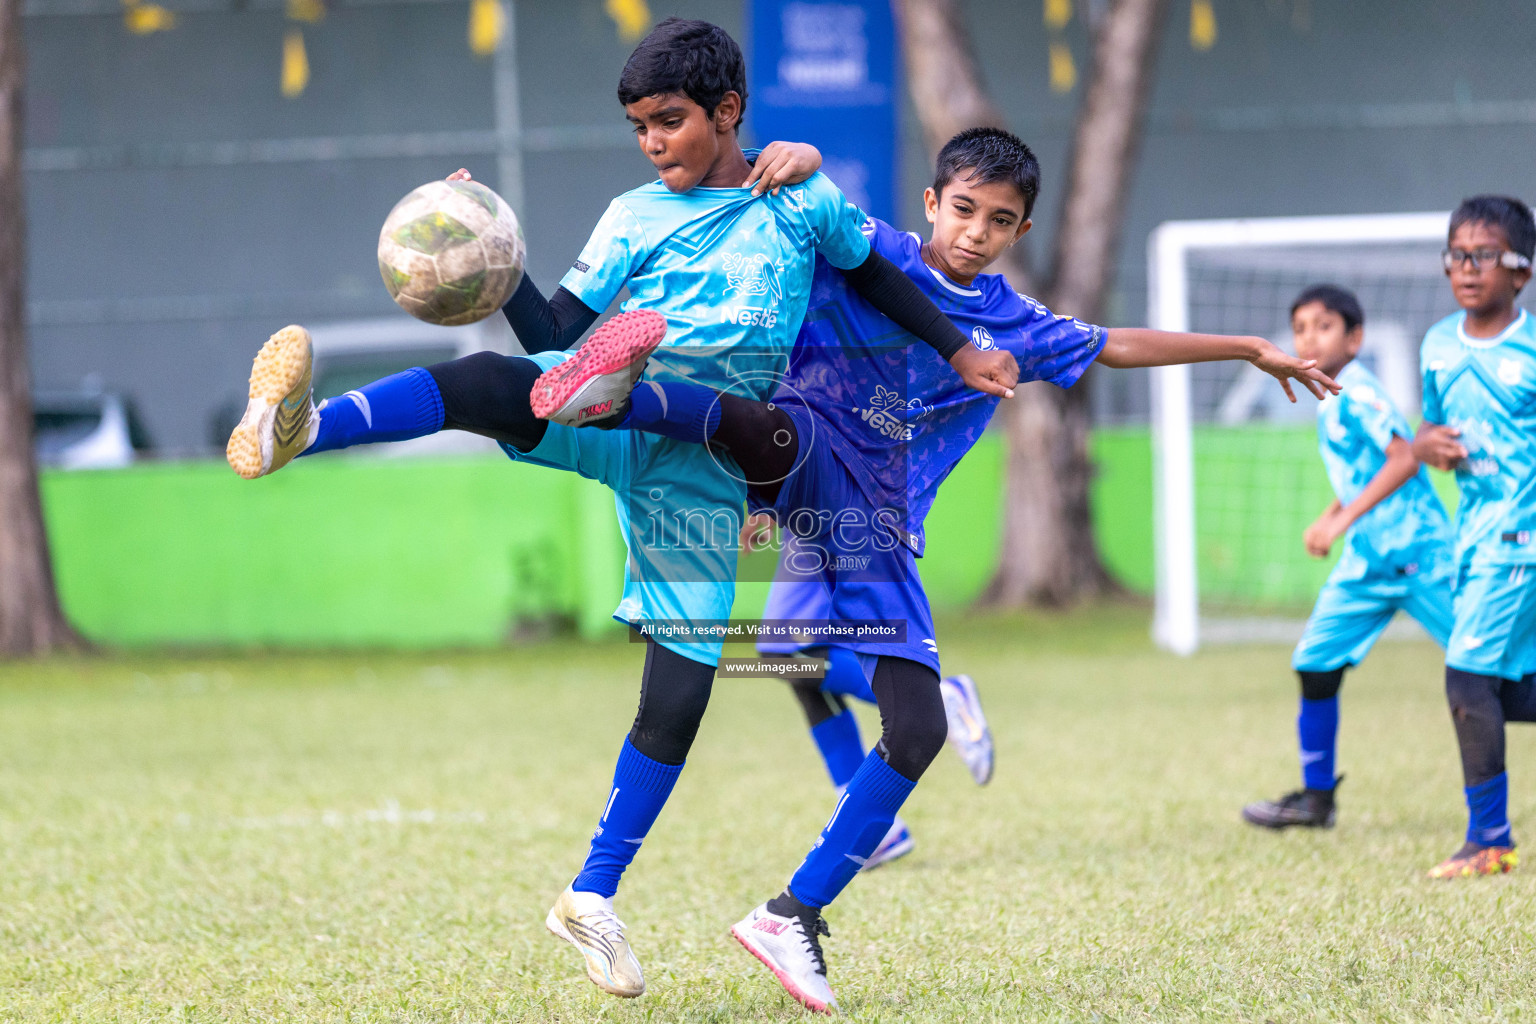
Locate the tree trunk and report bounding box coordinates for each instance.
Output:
[0,4,84,655]
[896,0,1170,606]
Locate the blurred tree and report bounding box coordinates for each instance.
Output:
[0,2,84,655]
[896,0,1172,606]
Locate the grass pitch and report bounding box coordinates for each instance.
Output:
[2,606,1534,1022]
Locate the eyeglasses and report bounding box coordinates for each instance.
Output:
[1441,247,1533,272]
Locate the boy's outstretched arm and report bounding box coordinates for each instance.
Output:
[1302,437,1419,557]
[838,252,1019,398]
[1411,421,1467,471]
[1096,328,1339,401]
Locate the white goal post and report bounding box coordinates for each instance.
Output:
[1147,211,1452,655]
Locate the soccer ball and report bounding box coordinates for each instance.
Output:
[377,179,525,326]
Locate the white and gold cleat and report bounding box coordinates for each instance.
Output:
[545,885,645,998]
[226,325,318,479]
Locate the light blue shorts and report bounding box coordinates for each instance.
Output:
[1447,562,1536,680]
[501,350,746,667]
[1292,556,1455,672]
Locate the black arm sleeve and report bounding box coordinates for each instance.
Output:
[500,272,600,354]
[837,250,969,360]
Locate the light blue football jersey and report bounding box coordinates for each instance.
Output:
[1316,361,1452,577]
[559,171,871,399]
[1421,309,1536,566]
[513,169,870,664]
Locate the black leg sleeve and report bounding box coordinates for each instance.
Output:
[1499,675,1536,723]
[709,393,800,502]
[1446,667,1509,788]
[869,656,947,781]
[784,648,843,727]
[424,351,548,452]
[628,637,716,765]
[1298,668,1346,701]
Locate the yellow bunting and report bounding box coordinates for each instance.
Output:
[468,0,505,56]
[605,0,651,43]
[1043,0,1071,31]
[1048,40,1076,93]
[122,0,176,34]
[1190,0,1217,51]
[281,28,310,98]
[286,0,326,23]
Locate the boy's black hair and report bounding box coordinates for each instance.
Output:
[1449,195,1536,259]
[1291,283,1364,332]
[932,127,1041,219]
[617,18,747,133]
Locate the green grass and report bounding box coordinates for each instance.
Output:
[3,607,1535,1022]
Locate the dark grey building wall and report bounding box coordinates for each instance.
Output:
[22,0,1536,453]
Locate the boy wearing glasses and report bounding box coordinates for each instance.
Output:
[1413,195,1536,878]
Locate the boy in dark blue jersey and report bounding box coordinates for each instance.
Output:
[549,127,1338,1011]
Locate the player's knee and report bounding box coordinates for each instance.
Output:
[629,658,714,765]
[878,693,948,780]
[1297,668,1345,701]
[787,669,843,727]
[880,711,947,780]
[1446,667,1501,720]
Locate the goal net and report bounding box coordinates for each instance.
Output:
[1147,212,1457,654]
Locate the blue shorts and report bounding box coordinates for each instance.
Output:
[1292,555,1455,672]
[750,407,939,673]
[502,350,746,667]
[1447,562,1536,680]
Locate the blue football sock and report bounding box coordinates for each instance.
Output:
[618,380,721,444]
[302,367,445,456]
[788,750,916,908]
[1297,695,1339,791]
[810,709,864,789]
[1465,772,1513,847]
[571,737,684,898]
[823,647,877,703]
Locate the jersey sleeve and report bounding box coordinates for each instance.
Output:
[1012,294,1106,389]
[1341,381,1404,453]
[1420,345,1445,424]
[558,198,650,312]
[799,172,872,270]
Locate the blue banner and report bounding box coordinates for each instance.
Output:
[749,0,898,224]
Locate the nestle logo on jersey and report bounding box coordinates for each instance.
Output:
[854,385,929,441]
[722,307,779,327]
[723,253,783,300]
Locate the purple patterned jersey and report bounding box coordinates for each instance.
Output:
[771,216,1105,554]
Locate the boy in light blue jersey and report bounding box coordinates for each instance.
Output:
[1241,285,1454,831]
[1411,196,1536,880]
[222,19,1016,1001]
[564,127,1339,1011]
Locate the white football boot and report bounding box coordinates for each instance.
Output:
[528,309,667,427]
[545,886,645,998]
[861,815,914,871]
[941,674,994,785]
[731,901,836,1014]
[226,324,319,479]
